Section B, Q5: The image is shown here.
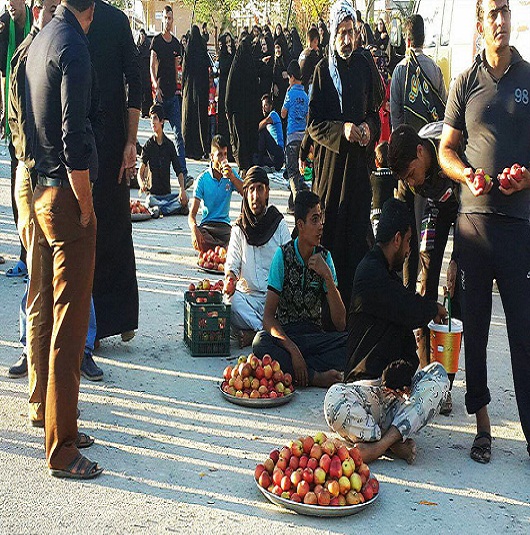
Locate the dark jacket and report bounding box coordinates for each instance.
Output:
[345,246,438,381]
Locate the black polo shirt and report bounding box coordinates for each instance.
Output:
[445,48,530,220]
[141,134,182,195]
[25,5,96,181]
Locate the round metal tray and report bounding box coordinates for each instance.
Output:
[255,479,379,517]
[131,212,151,221]
[219,383,295,408]
[197,264,225,275]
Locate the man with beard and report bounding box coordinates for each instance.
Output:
[308,0,383,317]
[224,166,291,348]
[324,199,449,464]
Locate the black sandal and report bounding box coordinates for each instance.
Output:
[470,431,492,464]
[49,454,103,480]
[76,432,94,449]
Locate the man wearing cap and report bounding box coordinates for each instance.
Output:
[224,166,291,348]
[307,0,384,318]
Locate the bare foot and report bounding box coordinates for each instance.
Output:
[238,330,256,348]
[388,438,417,464]
[311,369,343,388]
[354,441,386,464]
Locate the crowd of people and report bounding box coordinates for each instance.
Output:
[2,0,529,481]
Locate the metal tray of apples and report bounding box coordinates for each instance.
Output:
[218,383,296,408]
[255,480,379,517]
[197,265,224,275]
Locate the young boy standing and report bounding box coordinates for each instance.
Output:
[138,104,190,216]
[281,60,309,212]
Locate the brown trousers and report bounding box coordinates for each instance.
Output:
[14,163,41,421]
[33,184,96,469]
[198,221,232,252]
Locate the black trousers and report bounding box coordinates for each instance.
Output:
[256,128,284,170]
[457,213,530,449]
[252,321,348,381]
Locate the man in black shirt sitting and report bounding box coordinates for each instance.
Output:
[138,104,188,216]
[324,199,449,464]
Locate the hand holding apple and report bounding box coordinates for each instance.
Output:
[464,167,493,197]
[499,164,530,196]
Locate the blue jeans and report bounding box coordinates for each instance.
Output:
[20,281,96,356]
[161,95,187,175]
[146,193,187,216]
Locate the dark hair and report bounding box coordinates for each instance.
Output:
[376,198,411,244]
[405,14,425,48]
[375,141,389,167]
[149,103,165,122]
[388,125,422,177]
[139,28,146,35]
[294,190,320,223]
[355,10,362,23]
[163,4,172,13]
[65,0,94,12]
[287,59,301,80]
[211,134,228,151]
[307,27,319,43]
[476,0,510,21]
[381,359,415,390]
[202,22,207,29]
[261,93,271,104]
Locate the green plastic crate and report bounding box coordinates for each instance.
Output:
[183,290,231,356]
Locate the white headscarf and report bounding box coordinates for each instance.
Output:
[328,0,357,113]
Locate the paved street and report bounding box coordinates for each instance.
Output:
[0,121,529,534]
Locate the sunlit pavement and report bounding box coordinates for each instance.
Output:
[0,122,528,534]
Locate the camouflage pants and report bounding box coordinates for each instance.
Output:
[324,362,449,443]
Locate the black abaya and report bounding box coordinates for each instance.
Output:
[88,0,141,339]
[217,33,234,158]
[308,50,383,313]
[182,25,210,159]
[225,35,260,171]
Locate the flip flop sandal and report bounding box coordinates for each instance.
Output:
[470,431,492,464]
[6,260,27,278]
[49,454,103,480]
[76,432,94,449]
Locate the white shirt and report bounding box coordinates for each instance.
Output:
[225,217,291,294]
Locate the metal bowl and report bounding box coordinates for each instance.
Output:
[255,480,379,517]
[197,265,225,275]
[131,212,151,221]
[218,383,295,408]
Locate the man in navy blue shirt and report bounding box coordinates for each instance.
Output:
[25,0,102,479]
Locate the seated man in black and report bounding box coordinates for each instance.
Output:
[252,191,347,388]
[324,199,449,463]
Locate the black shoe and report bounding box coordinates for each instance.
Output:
[81,353,103,381]
[184,175,194,190]
[8,353,28,378]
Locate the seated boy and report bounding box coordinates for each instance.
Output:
[256,93,284,172]
[188,135,244,252]
[138,104,190,216]
[324,199,449,464]
[252,191,347,388]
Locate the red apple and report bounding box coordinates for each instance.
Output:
[264,458,274,475]
[271,485,283,496]
[271,360,281,372]
[338,475,351,495]
[255,366,265,380]
[269,391,278,399]
[302,436,314,454]
[319,453,331,473]
[289,456,299,470]
[307,457,319,471]
[258,471,271,488]
[298,455,308,469]
[284,467,293,479]
[302,467,314,484]
[338,495,347,506]
[358,463,370,481]
[272,370,284,383]
[279,447,291,461]
[297,480,310,498]
[327,479,340,498]
[303,492,318,505]
[361,483,374,501]
[290,468,303,486]
[263,365,273,379]
[318,489,331,506]
[276,457,288,471]
[368,477,380,495]
[284,373,293,387]
[269,449,280,463]
[349,447,363,468]
[280,475,291,491]
[330,497,340,506]
[290,493,302,503]
[322,439,336,457]
[313,467,327,485]
[309,444,322,461]
[337,445,349,462]
[346,490,361,505]
[262,355,272,367]
[254,464,266,481]
[272,468,284,487]
[313,484,324,496]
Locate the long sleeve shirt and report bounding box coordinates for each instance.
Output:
[25,5,96,180]
[225,217,291,294]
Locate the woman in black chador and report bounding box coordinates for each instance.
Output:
[272,37,289,114]
[225,33,260,175]
[182,25,211,159]
[217,32,234,159]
